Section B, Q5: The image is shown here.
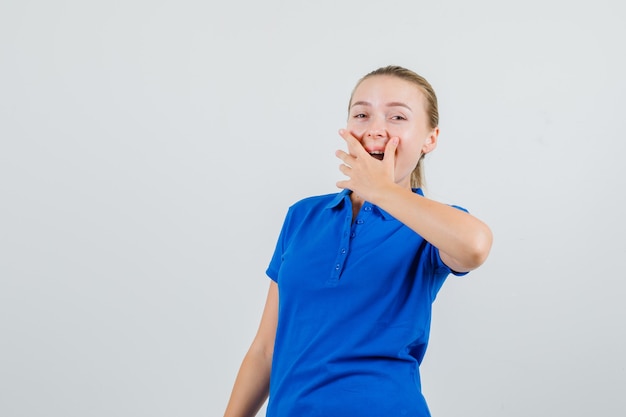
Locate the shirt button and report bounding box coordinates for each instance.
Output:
[341,248,346,254]
[351,232,356,238]
[335,264,340,270]
[364,206,372,211]
[356,219,364,224]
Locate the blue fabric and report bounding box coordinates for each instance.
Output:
[265,188,468,417]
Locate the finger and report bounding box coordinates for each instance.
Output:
[336,179,350,190]
[338,163,351,176]
[383,137,399,164]
[338,129,367,157]
[335,149,350,162]
[335,149,356,167]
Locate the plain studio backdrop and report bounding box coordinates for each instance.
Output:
[1,0,625,416]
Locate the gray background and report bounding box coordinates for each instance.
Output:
[1,0,625,416]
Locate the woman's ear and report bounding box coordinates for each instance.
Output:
[421,127,439,155]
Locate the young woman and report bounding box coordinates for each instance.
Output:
[223,65,493,417]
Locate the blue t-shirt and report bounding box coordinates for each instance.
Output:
[265,189,467,417]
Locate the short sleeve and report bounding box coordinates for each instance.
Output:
[265,208,293,282]
[437,204,471,277]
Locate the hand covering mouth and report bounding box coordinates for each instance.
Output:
[369,151,384,160]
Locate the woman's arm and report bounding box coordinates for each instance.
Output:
[336,131,492,273]
[224,281,278,417]
[372,186,492,272]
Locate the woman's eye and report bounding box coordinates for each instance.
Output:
[353,113,367,119]
[391,115,406,121]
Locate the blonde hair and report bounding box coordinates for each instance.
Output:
[348,65,439,189]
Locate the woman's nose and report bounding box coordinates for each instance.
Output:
[366,121,387,139]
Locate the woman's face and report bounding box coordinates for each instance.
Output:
[347,75,438,189]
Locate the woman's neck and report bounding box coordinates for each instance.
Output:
[350,193,364,221]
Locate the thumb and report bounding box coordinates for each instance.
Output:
[383,137,399,164]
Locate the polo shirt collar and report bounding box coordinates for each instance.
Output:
[325,189,351,210]
[324,188,424,221]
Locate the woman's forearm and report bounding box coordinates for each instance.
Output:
[373,184,493,272]
[224,282,278,417]
[223,345,272,417]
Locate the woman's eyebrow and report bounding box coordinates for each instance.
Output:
[350,100,412,111]
[386,102,412,111]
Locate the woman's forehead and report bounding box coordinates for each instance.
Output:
[351,76,426,108]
